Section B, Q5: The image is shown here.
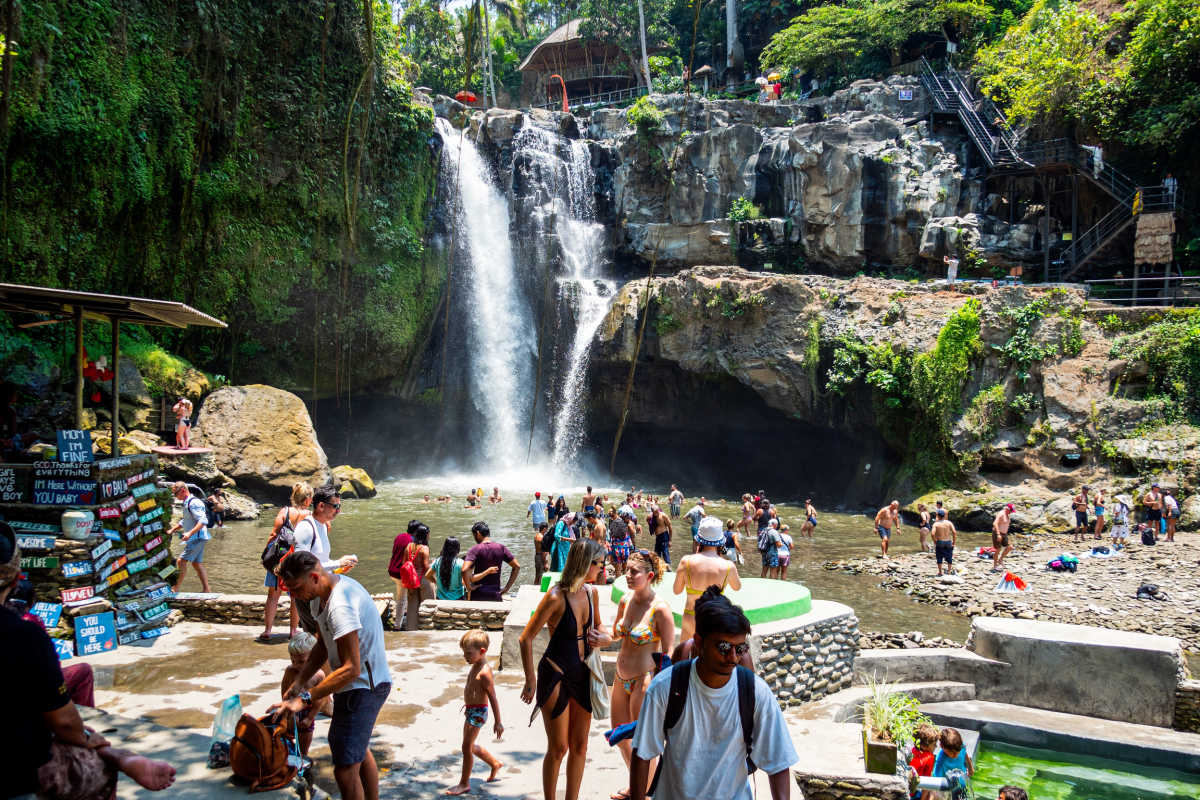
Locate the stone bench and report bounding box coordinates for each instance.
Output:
[416,599,510,631]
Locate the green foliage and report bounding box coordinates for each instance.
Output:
[964,383,1006,441]
[400,0,466,96]
[626,95,665,134]
[729,196,763,222]
[996,293,1083,379]
[1109,311,1200,422]
[1,1,442,394]
[861,676,933,747]
[804,317,821,381]
[653,294,683,335]
[580,0,672,87]
[761,0,991,81]
[1009,392,1037,416]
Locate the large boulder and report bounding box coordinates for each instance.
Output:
[332,465,377,499]
[193,385,330,500]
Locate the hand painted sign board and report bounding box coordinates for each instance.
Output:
[139,601,170,622]
[16,534,56,551]
[61,560,94,578]
[98,506,120,520]
[157,564,177,580]
[143,536,163,552]
[56,430,94,463]
[0,465,28,502]
[91,539,113,560]
[106,568,130,587]
[20,555,60,570]
[75,611,117,655]
[137,498,157,512]
[127,469,154,486]
[61,586,94,604]
[100,478,128,499]
[53,638,74,660]
[32,478,96,505]
[31,602,63,629]
[118,631,142,646]
[33,461,91,477]
[9,520,59,532]
[132,483,158,499]
[95,456,132,471]
[127,558,150,575]
[139,506,164,524]
[118,495,136,512]
[141,626,169,640]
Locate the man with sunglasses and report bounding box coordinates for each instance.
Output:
[630,588,797,799]
[292,485,358,574]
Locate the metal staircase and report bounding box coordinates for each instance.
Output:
[919,58,1179,283]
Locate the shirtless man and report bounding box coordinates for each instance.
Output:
[581,485,598,517]
[737,494,755,537]
[800,498,817,540]
[488,486,502,504]
[931,509,957,575]
[1143,483,1163,539]
[916,504,932,552]
[873,501,901,557]
[421,494,432,504]
[991,503,1014,571]
[1072,486,1090,543]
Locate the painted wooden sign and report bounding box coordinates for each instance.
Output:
[106,568,130,587]
[91,539,113,560]
[61,560,94,578]
[127,558,150,575]
[75,611,117,655]
[146,548,169,567]
[53,638,75,660]
[124,511,138,527]
[140,601,171,621]
[31,602,63,629]
[118,631,142,646]
[97,506,120,520]
[141,626,169,640]
[103,528,122,542]
[33,461,91,477]
[100,478,128,499]
[16,534,56,551]
[126,469,154,486]
[32,477,96,505]
[136,498,157,512]
[139,506,164,523]
[95,456,132,471]
[56,430,94,463]
[0,465,28,502]
[143,535,163,552]
[132,483,158,499]
[9,520,59,532]
[118,495,136,512]
[20,555,60,570]
[61,586,95,604]
[157,564,177,580]
[124,524,144,542]
[143,520,163,534]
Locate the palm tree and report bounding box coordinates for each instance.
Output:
[492,0,528,38]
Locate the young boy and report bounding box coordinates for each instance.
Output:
[280,632,332,757]
[932,727,973,799]
[908,723,938,799]
[446,629,503,795]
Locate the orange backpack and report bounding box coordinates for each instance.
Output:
[229,711,298,792]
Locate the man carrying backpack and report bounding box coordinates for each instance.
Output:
[629,587,797,800]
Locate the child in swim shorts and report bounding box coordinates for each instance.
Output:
[447,630,503,795]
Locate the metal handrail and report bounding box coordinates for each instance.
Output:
[1084,276,1200,308]
[533,84,648,112]
[1061,200,1136,275]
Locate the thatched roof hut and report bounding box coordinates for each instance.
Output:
[518,19,639,104]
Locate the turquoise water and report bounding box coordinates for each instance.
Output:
[971,741,1200,799]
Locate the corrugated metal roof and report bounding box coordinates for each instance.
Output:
[0,283,227,329]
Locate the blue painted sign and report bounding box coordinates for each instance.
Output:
[140,626,169,640]
[61,560,94,578]
[31,602,63,629]
[139,506,164,524]
[9,520,59,533]
[139,601,171,622]
[16,534,56,551]
[132,483,157,499]
[53,638,74,660]
[74,611,117,655]
[0,465,27,502]
[56,430,94,463]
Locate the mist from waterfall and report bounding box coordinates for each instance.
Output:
[436,118,534,467]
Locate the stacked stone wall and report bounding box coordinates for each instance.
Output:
[1174,679,1200,732]
[755,611,859,707]
[416,600,509,631]
[793,774,906,800]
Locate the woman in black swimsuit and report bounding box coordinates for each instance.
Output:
[519,538,610,800]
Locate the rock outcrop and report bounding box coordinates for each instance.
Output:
[591,267,1198,529]
[193,385,330,501]
[332,465,377,499]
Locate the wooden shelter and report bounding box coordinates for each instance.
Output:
[0,284,226,455]
[519,19,639,105]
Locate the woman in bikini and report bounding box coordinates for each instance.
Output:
[737,493,755,537]
[519,539,610,800]
[672,516,741,643]
[916,503,931,553]
[608,550,673,800]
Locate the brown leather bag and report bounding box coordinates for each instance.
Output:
[229,711,298,792]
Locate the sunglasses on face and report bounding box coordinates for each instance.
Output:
[325,502,341,510]
[713,641,751,657]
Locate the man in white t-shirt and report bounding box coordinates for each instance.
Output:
[630,590,798,800]
[275,550,391,800]
[292,486,357,573]
[669,484,684,517]
[944,253,959,285]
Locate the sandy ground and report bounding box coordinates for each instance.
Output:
[83,622,791,799]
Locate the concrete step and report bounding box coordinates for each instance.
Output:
[920,699,1200,773]
[789,681,976,723]
[852,647,1009,688]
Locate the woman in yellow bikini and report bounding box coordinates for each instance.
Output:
[608,550,673,800]
[673,516,742,643]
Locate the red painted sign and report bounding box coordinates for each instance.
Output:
[61,586,95,604]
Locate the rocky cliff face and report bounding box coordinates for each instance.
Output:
[462,78,1040,276]
[589,267,1199,531]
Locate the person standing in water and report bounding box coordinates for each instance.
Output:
[932,509,957,576]
[669,485,684,518]
[172,397,193,449]
[581,486,598,517]
[800,499,817,540]
[609,550,674,800]
[519,539,611,800]
[873,500,900,557]
[916,503,931,553]
[674,517,741,643]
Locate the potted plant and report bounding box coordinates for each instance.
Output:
[860,678,931,775]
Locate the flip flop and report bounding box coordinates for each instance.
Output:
[610,791,631,800]
[255,633,273,643]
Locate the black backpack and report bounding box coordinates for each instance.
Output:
[261,506,297,572]
[644,659,756,796]
[1140,525,1156,546]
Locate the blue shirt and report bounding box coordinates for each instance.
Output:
[182,495,211,541]
[431,557,466,600]
[528,500,548,525]
[932,746,968,778]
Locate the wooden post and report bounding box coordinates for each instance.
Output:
[110,317,120,456]
[1042,176,1051,282]
[73,306,83,429]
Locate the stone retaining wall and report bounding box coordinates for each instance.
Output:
[792,773,906,800]
[1175,679,1200,732]
[754,603,859,707]
[416,599,509,631]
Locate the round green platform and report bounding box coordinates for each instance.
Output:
[539,573,811,626]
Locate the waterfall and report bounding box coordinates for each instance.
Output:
[436,119,535,466]
[435,118,614,474]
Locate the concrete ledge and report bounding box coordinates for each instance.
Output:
[921,699,1200,773]
[853,647,1008,686]
[968,616,1182,727]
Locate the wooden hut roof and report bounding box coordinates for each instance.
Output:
[519,19,625,72]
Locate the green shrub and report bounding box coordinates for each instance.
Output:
[729,196,763,222]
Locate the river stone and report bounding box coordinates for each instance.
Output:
[193,385,330,500]
[332,465,377,499]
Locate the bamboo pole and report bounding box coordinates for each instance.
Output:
[73,306,83,429]
[110,317,119,456]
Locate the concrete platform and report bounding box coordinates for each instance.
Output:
[790,682,977,723]
[969,616,1183,727]
[921,699,1200,773]
[151,446,213,456]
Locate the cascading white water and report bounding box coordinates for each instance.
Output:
[437,118,534,466]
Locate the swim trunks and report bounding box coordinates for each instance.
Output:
[181,536,206,563]
[1147,508,1162,521]
[992,531,1009,549]
[934,540,953,565]
[876,525,891,540]
[762,549,779,569]
[1074,510,1088,526]
[465,704,488,728]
